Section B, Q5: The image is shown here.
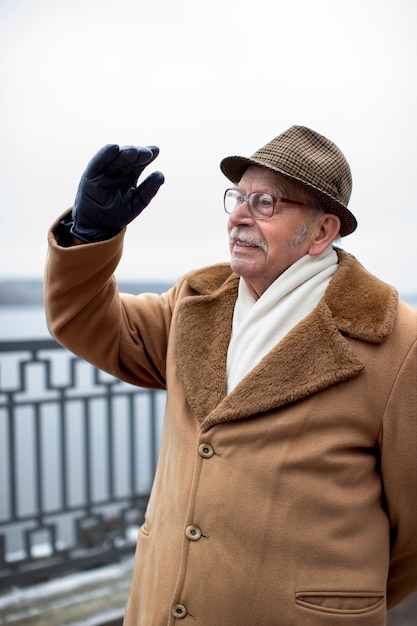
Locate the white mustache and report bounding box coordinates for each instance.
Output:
[229,227,268,253]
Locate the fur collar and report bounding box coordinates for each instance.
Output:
[175,250,398,428]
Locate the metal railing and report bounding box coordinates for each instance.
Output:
[0,339,164,589]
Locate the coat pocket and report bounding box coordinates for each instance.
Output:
[295,591,385,614]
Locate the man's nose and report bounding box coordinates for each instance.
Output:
[228,199,255,225]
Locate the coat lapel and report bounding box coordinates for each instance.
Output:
[202,301,364,428]
[175,252,398,427]
[175,270,238,421]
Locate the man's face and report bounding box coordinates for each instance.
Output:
[227,166,322,299]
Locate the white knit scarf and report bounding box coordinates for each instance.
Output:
[226,245,338,392]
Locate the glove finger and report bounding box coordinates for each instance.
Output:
[85,144,120,179]
[146,146,160,162]
[126,171,165,222]
[123,146,162,186]
[106,146,154,185]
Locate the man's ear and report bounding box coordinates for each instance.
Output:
[308,213,341,256]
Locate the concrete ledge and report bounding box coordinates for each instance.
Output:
[0,559,134,625]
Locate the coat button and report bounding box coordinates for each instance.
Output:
[185,525,202,541]
[198,442,214,458]
[171,603,187,619]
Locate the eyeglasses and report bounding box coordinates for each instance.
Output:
[223,188,305,220]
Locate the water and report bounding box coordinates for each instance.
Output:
[0,305,49,340]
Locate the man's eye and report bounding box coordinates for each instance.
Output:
[258,194,273,206]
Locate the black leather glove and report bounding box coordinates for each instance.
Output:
[69,144,165,242]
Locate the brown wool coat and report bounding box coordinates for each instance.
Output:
[45,222,417,625]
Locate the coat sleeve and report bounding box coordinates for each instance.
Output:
[44,214,179,389]
[380,305,417,608]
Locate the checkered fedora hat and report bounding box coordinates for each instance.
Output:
[220,125,357,236]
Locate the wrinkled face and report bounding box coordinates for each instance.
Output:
[227,166,323,298]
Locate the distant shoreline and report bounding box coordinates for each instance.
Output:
[0,279,174,306]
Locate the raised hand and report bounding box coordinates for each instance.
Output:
[70,144,165,242]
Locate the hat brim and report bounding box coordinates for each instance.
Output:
[220,155,357,237]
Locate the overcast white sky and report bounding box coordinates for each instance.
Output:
[0,0,416,295]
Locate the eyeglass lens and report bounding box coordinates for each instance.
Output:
[224,189,275,219]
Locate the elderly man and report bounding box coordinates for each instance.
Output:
[45,126,417,625]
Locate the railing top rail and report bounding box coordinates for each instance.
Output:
[0,338,62,352]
